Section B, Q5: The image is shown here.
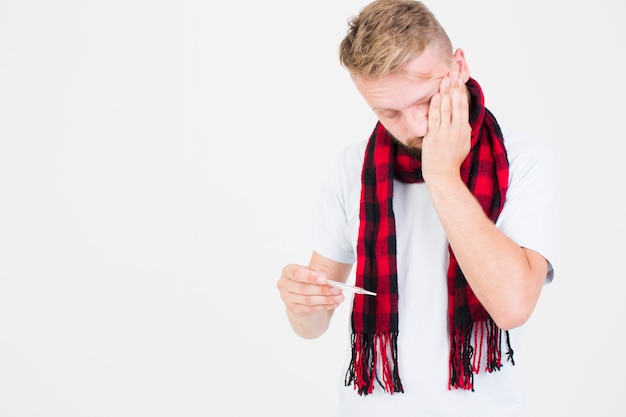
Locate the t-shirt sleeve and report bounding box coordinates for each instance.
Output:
[496,132,560,283]
[301,145,362,265]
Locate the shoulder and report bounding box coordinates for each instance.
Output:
[327,140,367,186]
[336,140,367,170]
[502,127,558,187]
[502,128,557,170]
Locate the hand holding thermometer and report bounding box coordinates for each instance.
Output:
[325,279,377,296]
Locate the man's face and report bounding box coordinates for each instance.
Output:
[354,46,457,153]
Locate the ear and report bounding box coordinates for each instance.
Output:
[452,48,470,82]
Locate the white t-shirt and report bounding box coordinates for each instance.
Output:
[303,128,558,417]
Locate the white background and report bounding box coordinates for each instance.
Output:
[0,0,624,416]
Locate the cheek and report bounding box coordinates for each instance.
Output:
[379,120,403,141]
[416,104,430,119]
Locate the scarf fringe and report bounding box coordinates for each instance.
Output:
[449,320,515,391]
[345,331,404,396]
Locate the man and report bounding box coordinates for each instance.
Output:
[276,0,557,415]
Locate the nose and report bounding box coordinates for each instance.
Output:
[404,108,428,139]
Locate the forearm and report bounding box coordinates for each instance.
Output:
[426,176,546,329]
[286,310,334,339]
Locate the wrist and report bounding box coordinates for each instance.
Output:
[423,171,463,188]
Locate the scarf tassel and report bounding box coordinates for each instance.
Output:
[449,320,515,391]
[345,331,404,395]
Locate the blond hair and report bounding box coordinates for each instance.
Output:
[339,0,453,79]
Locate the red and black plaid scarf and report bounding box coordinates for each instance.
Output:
[345,78,513,395]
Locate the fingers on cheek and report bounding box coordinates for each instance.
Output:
[428,93,441,127]
[430,93,441,109]
[453,81,467,111]
[436,93,452,127]
[440,93,451,117]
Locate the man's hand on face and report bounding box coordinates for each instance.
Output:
[421,72,471,183]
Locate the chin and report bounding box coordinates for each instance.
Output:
[405,145,422,158]
[396,140,422,158]
[404,138,423,158]
[390,134,423,158]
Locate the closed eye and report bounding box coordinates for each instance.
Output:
[379,110,400,119]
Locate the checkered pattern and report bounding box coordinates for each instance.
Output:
[345,78,512,395]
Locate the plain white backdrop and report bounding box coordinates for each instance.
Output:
[0,0,624,416]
